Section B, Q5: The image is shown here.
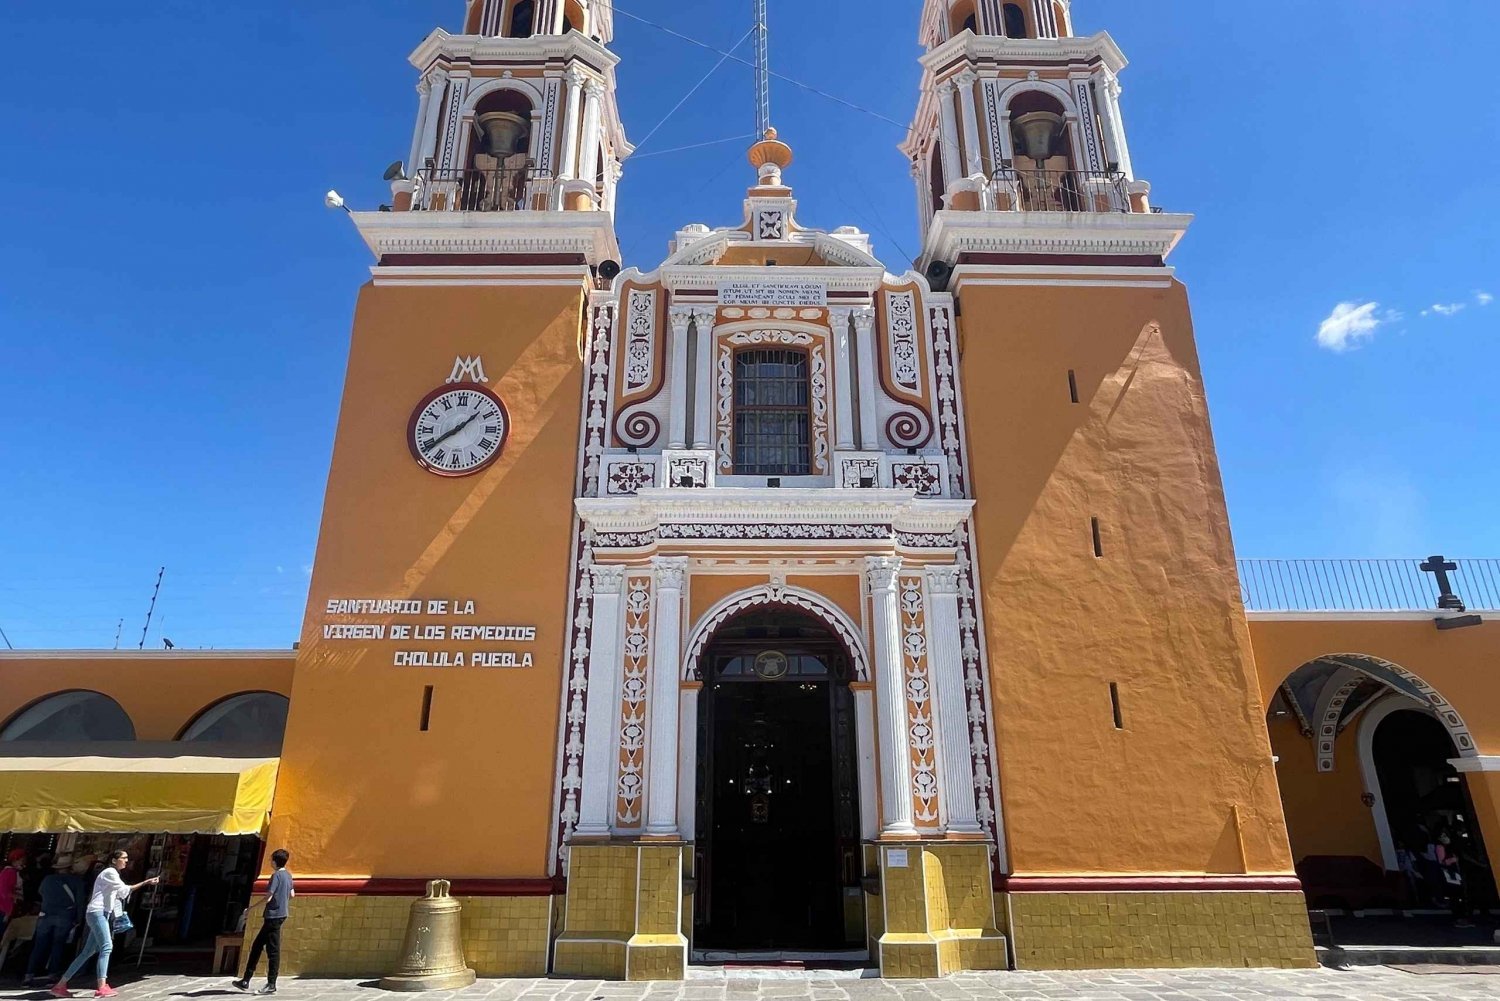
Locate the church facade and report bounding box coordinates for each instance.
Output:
[7,0,1500,982]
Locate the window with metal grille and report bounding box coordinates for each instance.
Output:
[733,349,811,476]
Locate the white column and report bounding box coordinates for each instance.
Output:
[936,81,963,200]
[854,688,879,842]
[925,565,982,834]
[691,317,714,450]
[956,72,984,177]
[852,308,878,450]
[1098,73,1134,179]
[557,67,585,181]
[867,557,917,837]
[577,79,605,188]
[645,557,688,837]
[415,70,449,172]
[830,307,856,450]
[574,564,626,839]
[667,307,693,448]
[677,688,699,842]
[408,77,434,177]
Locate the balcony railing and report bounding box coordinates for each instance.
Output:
[1238,558,1500,613]
[997,168,1130,214]
[412,163,537,213]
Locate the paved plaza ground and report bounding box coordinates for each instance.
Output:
[7,969,1500,1001]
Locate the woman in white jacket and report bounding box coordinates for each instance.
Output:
[50,850,158,999]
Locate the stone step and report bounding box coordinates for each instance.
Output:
[1319,944,1500,967]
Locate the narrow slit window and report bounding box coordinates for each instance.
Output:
[1091,517,1103,558]
[1068,369,1079,404]
[1109,683,1124,730]
[420,685,434,732]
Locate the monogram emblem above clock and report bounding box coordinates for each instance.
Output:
[408,382,509,477]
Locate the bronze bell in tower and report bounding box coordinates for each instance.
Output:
[379,880,476,991]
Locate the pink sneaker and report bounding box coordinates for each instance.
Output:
[95,986,118,999]
[51,985,74,998]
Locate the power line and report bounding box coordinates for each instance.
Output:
[607,1,926,145]
[629,133,759,160]
[630,25,756,158]
[0,626,12,650]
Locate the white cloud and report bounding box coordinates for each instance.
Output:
[1427,302,1465,317]
[1316,301,1387,352]
[1477,290,1494,307]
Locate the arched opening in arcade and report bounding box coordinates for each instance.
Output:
[1267,654,1498,933]
[692,605,864,951]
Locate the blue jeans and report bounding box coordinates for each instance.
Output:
[27,914,76,980]
[60,911,113,985]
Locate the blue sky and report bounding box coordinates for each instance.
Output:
[1,1,1496,650]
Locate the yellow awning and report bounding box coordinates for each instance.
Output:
[0,755,279,836]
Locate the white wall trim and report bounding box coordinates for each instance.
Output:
[1356,693,1434,872]
[1450,756,1500,773]
[1248,610,1482,623]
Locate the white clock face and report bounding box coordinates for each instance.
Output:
[409,384,508,477]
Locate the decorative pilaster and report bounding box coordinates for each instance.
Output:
[667,308,693,448]
[614,575,652,828]
[691,316,714,450]
[557,67,586,182]
[925,565,983,834]
[867,557,917,836]
[578,79,605,187]
[936,81,963,198]
[830,307,856,450]
[645,557,688,837]
[955,72,984,177]
[899,574,942,830]
[1096,72,1135,178]
[408,75,436,177]
[852,308,878,450]
[575,564,626,839]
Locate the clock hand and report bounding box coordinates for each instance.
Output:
[427,409,485,450]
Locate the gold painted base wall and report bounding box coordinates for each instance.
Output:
[1003,891,1315,970]
[552,843,689,981]
[876,843,1009,977]
[242,895,551,978]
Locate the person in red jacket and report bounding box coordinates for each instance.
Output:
[0,848,27,936]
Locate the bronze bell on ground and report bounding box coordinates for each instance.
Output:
[379,880,476,991]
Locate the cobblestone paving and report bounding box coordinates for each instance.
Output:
[8,969,1500,1001]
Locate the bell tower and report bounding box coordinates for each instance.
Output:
[263,1,634,979]
[905,0,1314,973]
[362,0,630,262]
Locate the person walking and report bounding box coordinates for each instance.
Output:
[232,850,293,996]
[0,848,26,937]
[50,849,159,998]
[23,859,87,986]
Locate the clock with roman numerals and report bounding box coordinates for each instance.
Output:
[407,382,510,477]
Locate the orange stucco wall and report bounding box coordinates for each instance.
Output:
[0,653,294,742]
[957,278,1293,877]
[1248,616,1500,753]
[1266,715,1382,865]
[268,279,589,879]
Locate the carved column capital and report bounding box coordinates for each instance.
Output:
[565,66,587,89]
[589,563,627,593]
[651,556,689,591]
[924,564,963,596]
[865,556,902,592]
[851,307,876,335]
[954,70,978,88]
[937,78,956,97]
[668,305,697,333]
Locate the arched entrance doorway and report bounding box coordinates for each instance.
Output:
[1369,704,1498,909]
[693,607,863,951]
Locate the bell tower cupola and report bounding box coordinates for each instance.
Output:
[904,0,1189,271]
[350,0,631,268]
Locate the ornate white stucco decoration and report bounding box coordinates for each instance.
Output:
[715,329,829,475]
[622,290,657,394]
[682,583,871,682]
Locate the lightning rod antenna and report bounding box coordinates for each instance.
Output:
[113,618,123,650]
[138,567,165,650]
[753,0,770,135]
